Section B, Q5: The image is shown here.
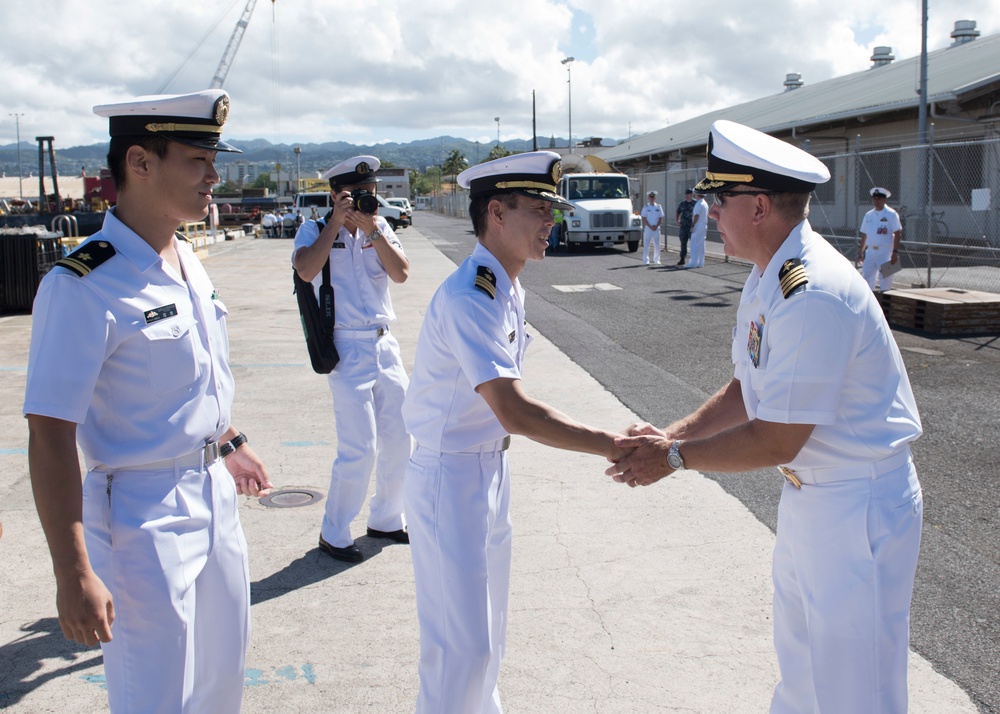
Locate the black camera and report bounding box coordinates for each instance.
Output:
[351,189,379,215]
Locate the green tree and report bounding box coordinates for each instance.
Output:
[251,174,277,191]
[442,150,468,194]
[410,167,439,197]
[484,144,512,162]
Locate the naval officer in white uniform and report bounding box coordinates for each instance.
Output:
[401,151,629,713]
[858,186,903,291]
[607,120,923,714]
[292,155,411,563]
[24,90,273,713]
[640,190,664,265]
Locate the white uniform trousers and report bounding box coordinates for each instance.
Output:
[82,458,250,714]
[642,227,661,265]
[769,453,922,714]
[862,245,894,291]
[404,444,513,714]
[322,329,410,547]
[687,228,706,268]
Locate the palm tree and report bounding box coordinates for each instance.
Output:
[442,150,468,194]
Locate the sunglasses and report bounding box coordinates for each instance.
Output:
[713,190,776,207]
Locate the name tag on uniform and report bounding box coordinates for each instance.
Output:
[332,241,346,249]
[145,304,178,324]
[747,315,764,368]
[508,330,516,343]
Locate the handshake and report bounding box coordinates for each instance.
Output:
[604,421,683,489]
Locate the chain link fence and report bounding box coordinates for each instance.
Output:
[635,133,1000,293]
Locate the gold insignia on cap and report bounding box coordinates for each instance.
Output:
[778,258,808,299]
[145,122,223,134]
[705,171,754,183]
[356,161,371,174]
[551,162,562,183]
[495,180,557,192]
[214,95,230,126]
[474,265,497,299]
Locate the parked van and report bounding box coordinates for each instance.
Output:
[294,192,409,230]
[385,197,413,224]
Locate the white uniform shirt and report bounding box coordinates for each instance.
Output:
[732,220,921,468]
[23,209,234,468]
[691,198,709,238]
[292,216,401,328]
[640,202,664,230]
[860,206,902,250]
[402,242,530,452]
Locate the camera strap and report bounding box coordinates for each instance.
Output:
[315,215,336,341]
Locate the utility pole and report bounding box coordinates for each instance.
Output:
[8,113,25,201]
[561,57,575,153]
[495,116,500,148]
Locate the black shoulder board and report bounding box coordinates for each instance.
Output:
[778,258,808,299]
[56,240,117,278]
[474,265,497,299]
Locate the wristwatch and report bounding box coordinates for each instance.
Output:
[666,440,685,470]
[220,432,248,458]
[369,227,384,241]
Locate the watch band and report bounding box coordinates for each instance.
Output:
[667,440,685,470]
[220,432,248,457]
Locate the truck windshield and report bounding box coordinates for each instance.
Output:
[298,194,330,208]
[566,176,630,200]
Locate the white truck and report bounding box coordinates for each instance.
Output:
[294,191,409,231]
[556,172,641,252]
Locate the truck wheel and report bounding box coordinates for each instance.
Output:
[387,218,399,230]
[627,239,639,253]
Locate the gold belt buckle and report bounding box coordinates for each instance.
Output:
[779,466,802,489]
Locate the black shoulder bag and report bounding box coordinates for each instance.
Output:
[293,216,340,373]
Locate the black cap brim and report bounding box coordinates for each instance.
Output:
[166,136,242,154]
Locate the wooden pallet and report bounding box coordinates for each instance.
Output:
[879,288,1000,334]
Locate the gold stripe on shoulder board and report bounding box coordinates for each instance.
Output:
[778,258,808,299]
[55,240,117,277]
[474,265,497,299]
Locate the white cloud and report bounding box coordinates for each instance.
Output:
[2,0,999,149]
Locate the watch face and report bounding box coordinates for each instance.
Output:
[668,443,683,469]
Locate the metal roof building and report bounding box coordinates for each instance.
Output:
[599,21,1000,170]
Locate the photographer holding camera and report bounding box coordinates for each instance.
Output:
[292,155,412,563]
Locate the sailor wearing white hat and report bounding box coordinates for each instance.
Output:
[609,120,923,714]
[858,186,904,291]
[25,89,272,713]
[640,190,664,265]
[687,188,709,268]
[401,151,624,713]
[292,155,411,563]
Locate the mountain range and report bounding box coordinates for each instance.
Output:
[0,135,620,178]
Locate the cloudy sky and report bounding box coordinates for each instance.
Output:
[2,0,999,149]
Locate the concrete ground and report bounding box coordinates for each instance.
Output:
[0,225,977,712]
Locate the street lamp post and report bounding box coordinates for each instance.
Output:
[294,146,301,196]
[494,116,500,148]
[8,113,25,201]
[561,57,575,153]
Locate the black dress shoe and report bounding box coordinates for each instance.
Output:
[318,536,363,563]
[366,527,410,544]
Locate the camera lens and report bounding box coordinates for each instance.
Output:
[352,190,379,215]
